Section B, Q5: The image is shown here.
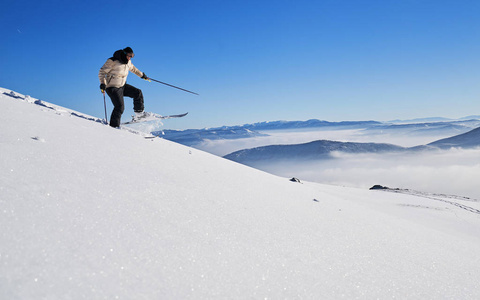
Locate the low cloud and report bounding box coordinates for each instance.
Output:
[195,128,455,157]
[192,128,480,199]
[255,148,480,200]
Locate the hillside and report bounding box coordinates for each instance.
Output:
[428,126,480,148]
[224,140,406,164]
[1,88,480,299]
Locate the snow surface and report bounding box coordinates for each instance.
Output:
[1,87,480,299]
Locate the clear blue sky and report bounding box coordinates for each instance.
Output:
[2,0,480,129]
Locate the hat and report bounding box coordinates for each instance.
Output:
[123,47,134,54]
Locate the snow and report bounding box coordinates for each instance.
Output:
[1,87,480,299]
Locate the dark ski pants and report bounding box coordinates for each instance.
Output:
[106,84,144,127]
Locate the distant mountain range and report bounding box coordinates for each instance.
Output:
[388,116,480,123]
[224,125,480,165]
[363,119,480,135]
[153,127,267,146]
[157,117,480,147]
[154,120,382,146]
[236,119,382,130]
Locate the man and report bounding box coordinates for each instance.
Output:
[99,47,149,127]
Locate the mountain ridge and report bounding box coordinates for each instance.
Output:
[223,125,480,164]
[224,140,407,163]
[159,117,480,147]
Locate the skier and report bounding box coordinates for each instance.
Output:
[99,47,149,127]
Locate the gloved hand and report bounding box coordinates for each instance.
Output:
[141,73,149,80]
[100,83,106,93]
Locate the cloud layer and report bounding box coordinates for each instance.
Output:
[256,148,480,200]
[197,129,480,200]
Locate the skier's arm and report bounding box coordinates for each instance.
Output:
[129,63,148,80]
[98,59,114,86]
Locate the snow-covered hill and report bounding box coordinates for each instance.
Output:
[158,117,480,148]
[363,119,480,136]
[2,87,480,299]
[155,127,268,146]
[156,120,383,147]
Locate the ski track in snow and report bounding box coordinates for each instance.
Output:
[381,188,480,215]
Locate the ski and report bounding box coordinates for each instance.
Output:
[122,112,188,125]
[158,112,189,119]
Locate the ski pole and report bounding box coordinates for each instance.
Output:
[149,78,199,95]
[103,92,108,124]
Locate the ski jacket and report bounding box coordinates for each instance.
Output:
[99,50,144,88]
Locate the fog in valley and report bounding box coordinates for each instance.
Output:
[196,128,480,199]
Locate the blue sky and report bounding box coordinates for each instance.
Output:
[2,0,480,129]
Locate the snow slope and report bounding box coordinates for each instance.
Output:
[1,88,480,299]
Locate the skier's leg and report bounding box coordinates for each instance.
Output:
[106,87,125,127]
[124,84,144,112]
